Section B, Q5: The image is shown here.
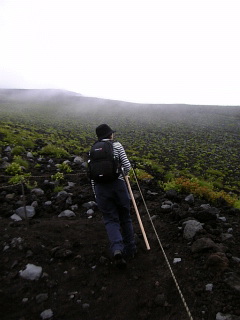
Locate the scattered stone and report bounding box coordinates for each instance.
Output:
[191,237,217,253]
[185,194,194,204]
[161,204,172,213]
[205,283,213,291]
[82,303,90,310]
[27,152,33,158]
[82,201,97,209]
[19,263,42,281]
[40,309,53,319]
[218,216,227,222]
[205,252,229,274]
[173,258,181,264]
[147,190,158,195]
[66,196,72,204]
[56,191,69,200]
[11,237,24,249]
[16,206,35,219]
[31,188,44,196]
[224,272,240,292]
[183,220,203,240]
[4,146,11,152]
[73,156,84,164]
[86,209,94,216]
[221,233,233,241]
[52,248,73,259]
[58,210,76,218]
[6,193,15,200]
[10,214,22,221]
[36,293,48,304]
[165,189,180,201]
[200,204,211,210]
[31,201,38,207]
[216,312,233,320]
[71,204,78,211]
[232,257,240,263]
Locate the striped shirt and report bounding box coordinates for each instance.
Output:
[91,139,131,192]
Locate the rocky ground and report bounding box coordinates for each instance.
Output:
[0,154,240,320]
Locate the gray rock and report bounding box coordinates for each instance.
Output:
[232,257,240,263]
[66,196,72,205]
[10,214,22,221]
[81,162,88,168]
[0,161,10,169]
[71,204,78,211]
[165,189,179,200]
[31,201,38,207]
[216,312,240,320]
[58,210,76,218]
[40,309,53,320]
[36,293,48,304]
[19,263,42,280]
[161,204,172,213]
[31,188,44,196]
[195,208,218,222]
[221,233,233,241]
[56,191,69,200]
[200,204,211,210]
[216,313,232,320]
[74,156,84,164]
[4,146,11,152]
[27,152,33,158]
[185,194,194,204]
[82,201,97,209]
[206,283,213,291]
[183,220,203,240]
[6,193,15,200]
[87,209,94,216]
[82,303,90,310]
[16,206,35,219]
[191,237,217,253]
[224,272,240,292]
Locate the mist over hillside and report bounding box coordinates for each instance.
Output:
[0,89,240,131]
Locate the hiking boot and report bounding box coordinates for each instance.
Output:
[114,250,127,269]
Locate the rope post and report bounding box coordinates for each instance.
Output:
[124,175,150,251]
[21,182,29,227]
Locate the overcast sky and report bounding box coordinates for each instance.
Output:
[0,0,240,105]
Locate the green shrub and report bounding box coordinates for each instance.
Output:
[56,162,72,173]
[51,172,64,181]
[233,200,240,209]
[5,162,22,175]
[40,144,69,158]
[13,155,29,169]
[163,176,238,207]
[129,168,153,181]
[8,173,31,185]
[12,146,26,155]
[22,139,35,148]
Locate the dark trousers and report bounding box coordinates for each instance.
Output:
[95,179,136,256]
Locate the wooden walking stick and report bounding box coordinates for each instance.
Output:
[124,174,150,250]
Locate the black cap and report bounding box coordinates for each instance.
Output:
[96,124,116,140]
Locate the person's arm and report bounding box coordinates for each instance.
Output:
[117,142,131,176]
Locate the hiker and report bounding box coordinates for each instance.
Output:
[89,124,136,267]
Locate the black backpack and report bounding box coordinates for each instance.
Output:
[88,140,121,183]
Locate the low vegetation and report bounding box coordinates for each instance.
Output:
[0,89,239,208]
